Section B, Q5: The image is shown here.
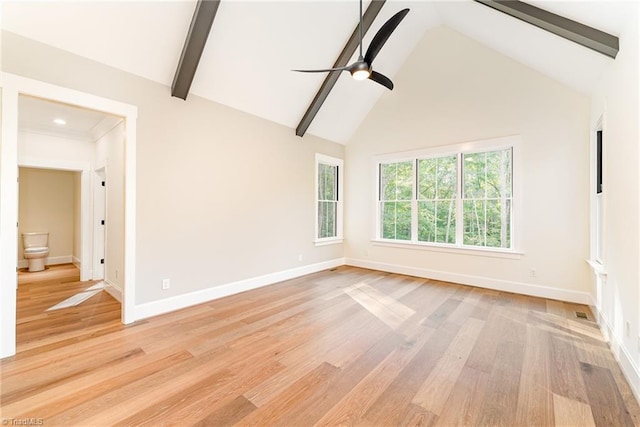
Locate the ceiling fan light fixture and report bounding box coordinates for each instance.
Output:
[350,61,371,81]
[352,69,371,80]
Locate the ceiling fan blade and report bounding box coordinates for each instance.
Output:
[292,66,350,73]
[364,8,410,66]
[369,71,394,90]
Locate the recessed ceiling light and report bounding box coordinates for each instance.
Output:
[53,118,66,125]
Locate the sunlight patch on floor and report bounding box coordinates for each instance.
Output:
[46,281,105,311]
[343,282,415,330]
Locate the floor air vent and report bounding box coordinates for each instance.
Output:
[575,311,588,319]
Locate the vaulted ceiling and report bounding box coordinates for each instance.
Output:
[1,1,634,144]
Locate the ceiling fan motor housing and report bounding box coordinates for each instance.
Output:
[350,61,371,79]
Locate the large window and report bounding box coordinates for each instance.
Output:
[376,138,517,251]
[316,154,343,244]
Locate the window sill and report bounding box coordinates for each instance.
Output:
[314,238,343,247]
[371,239,523,259]
[586,259,607,277]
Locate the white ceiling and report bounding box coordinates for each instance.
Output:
[19,95,121,141]
[2,1,636,144]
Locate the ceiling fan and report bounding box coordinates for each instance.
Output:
[293,1,409,91]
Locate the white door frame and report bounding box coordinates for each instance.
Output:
[0,72,138,358]
[93,167,107,281]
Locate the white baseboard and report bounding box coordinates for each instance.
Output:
[344,258,592,304]
[17,255,73,269]
[71,256,82,271]
[103,280,122,303]
[131,258,346,322]
[591,301,640,407]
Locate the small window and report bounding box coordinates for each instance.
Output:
[316,154,343,244]
[462,149,512,248]
[595,130,604,263]
[379,161,413,240]
[417,155,457,244]
[596,131,603,194]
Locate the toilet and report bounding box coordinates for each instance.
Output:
[22,232,49,272]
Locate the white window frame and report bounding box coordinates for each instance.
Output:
[590,116,606,267]
[373,135,522,257]
[315,154,344,245]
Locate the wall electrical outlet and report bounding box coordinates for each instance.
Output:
[298,254,303,262]
[162,278,170,290]
[529,268,537,278]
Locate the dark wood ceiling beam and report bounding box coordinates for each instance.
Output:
[474,0,618,59]
[172,0,221,100]
[296,0,386,137]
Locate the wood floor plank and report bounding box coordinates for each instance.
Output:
[315,324,436,426]
[115,359,285,427]
[580,362,635,427]
[399,403,439,427]
[412,317,484,415]
[1,347,145,405]
[145,360,284,426]
[422,297,463,329]
[275,330,404,426]
[360,322,462,426]
[464,309,506,373]
[112,369,235,426]
[553,393,596,427]
[476,340,525,426]
[436,366,490,426]
[234,362,341,426]
[515,325,554,426]
[2,265,639,426]
[244,305,370,407]
[550,333,590,404]
[3,350,194,420]
[45,354,234,425]
[192,395,257,427]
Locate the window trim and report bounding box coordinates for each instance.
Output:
[373,135,522,253]
[315,153,344,245]
[590,116,605,266]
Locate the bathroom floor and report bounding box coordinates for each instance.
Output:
[16,263,121,353]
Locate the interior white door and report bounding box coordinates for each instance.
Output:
[94,168,106,280]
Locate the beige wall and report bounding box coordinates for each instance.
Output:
[18,167,76,262]
[345,27,591,295]
[2,30,344,305]
[590,3,640,397]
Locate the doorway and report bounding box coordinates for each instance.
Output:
[17,167,81,273]
[1,72,138,358]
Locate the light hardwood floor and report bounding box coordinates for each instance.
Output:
[1,263,639,426]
